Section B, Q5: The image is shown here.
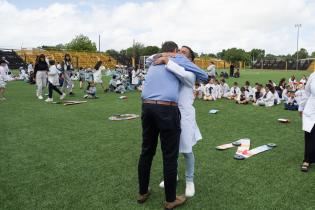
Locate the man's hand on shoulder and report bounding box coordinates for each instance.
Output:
[154,56,169,65]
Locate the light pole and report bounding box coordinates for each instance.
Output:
[295,24,301,70]
[98,34,101,52]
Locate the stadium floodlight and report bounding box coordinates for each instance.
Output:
[295,24,302,70]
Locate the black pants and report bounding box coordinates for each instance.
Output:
[304,125,315,163]
[138,103,181,202]
[48,82,62,98]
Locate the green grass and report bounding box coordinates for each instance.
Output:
[1,69,314,210]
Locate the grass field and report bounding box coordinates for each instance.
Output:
[1,69,314,210]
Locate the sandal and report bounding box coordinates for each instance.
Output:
[301,162,310,172]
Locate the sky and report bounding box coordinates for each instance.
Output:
[0,0,315,55]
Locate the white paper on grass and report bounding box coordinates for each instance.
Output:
[209,109,219,114]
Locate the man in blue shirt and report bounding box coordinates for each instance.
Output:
[137,41,207,210]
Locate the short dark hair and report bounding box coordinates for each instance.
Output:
[49,60,55,65]
[182,45,195,61]
[161,41,178,53]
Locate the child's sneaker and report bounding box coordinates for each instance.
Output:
[45,98,53,102]
[38,95,43,100]
[60,93,66,100]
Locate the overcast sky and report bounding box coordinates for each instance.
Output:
[1,0,314,55]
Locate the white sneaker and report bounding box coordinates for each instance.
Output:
[159,175,179,188]
[38,95,43,100]
[60,93,66,100]
[185,181,195,197]
[45,98,53,102]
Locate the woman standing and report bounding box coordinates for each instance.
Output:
[62,54,74,95]
[299,72,315,172]
[34,54,49,99]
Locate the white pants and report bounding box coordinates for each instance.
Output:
[36,71,47,96]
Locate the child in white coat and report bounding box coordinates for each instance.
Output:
[228,82,240,100]
[255,84,276,107]
[45,60,66,102]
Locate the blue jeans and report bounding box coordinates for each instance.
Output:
[182,152,195,182]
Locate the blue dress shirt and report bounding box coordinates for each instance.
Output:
[142,54,208,103]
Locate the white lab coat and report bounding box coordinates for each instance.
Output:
[0,66,7,87]
[48,65,60,86]
[93,67,103,84]
[207,64,216,77]
[220,83,230,98]
[256,91,275,107]
[229,86,241,97]
[166,60,202,153]
[132,69,140,85]
[299,72,315,133]
[204,83,217,99]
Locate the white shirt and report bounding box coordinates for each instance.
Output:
[230,86,240,96]
[220,83,230,95]
[0,66,6,82]
[299,72,315,132]
[48,65,60,86]
[207,64,216,77]
[204,83,217,99]
[300,78,307,85]
[27,64,33,73]
[131,69,140,85]
[259,91,276,107]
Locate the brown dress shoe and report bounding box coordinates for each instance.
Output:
[137,191,151,204]
[164,195,187,210]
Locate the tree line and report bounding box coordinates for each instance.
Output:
[41,34,315,66]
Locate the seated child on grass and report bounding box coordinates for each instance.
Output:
[84,81,97,99]
[236,87,250,104]
[255,84,276,107]
[227,82,240,100]
[284,91,298,111]
[203,79,217,101]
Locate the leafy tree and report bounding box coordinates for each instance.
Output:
[65,34,97,52]
[292,48,309,59]
[311,51,315,58]
[265,54,277,60]
[220,48,250,63]
[250,49,265,61]
[141,46,160,56]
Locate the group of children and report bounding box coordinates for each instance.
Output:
[193,74,308,110]
[107,68,145,94]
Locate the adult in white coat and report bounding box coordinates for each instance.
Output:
[152,46,205,197]
[299,72,315,172]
